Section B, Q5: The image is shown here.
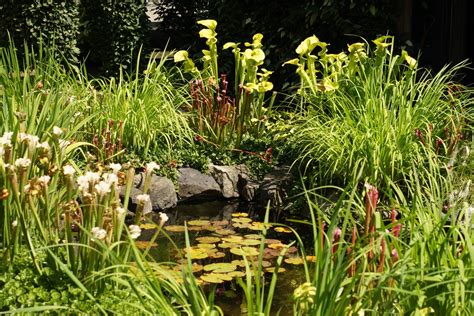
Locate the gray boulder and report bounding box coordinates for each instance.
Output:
[120,173,177,211]
[257,165,293,207]
[208,164,250,198]
[178,168,222,201]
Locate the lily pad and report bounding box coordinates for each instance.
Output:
[265,239,281,244]
[188,220,211,226]
[202,225,218,232]
[244,234,262,240]
[274,227,293,233]
[230,247,259,257]
[222,236,244,243]
[204,263,237,273]
[212,220,229,226]
[200,273,233,284]
[284,257,305,265]
[248,222,272,231]
[265,267,286,273]
[241,239,262,246]
[208,251,226,259]
[196,236,221,244]
[287,246,298,254]
[215,229,236,235]
[134,241,158,249]
[140,223,159,230]
[305,255,316,263]
[232,217,253,223]
[164,225,186,232]
[232,223,250,229]
[197,243,216,249]
[184,248,209,259]
[231,212,249,217]
[188,226,204,231]
[227,271,246,278]
[218,242,239,249]
[268,243,286,249]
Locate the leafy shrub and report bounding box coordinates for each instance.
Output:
[285,35,473,200]
[0,0,80,63]
[80,0,149,74]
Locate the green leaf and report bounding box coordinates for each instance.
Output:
[197,19,217,31]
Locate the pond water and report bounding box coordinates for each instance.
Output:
[137,200,308,315]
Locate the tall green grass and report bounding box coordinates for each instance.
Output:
[86,50,194,161]
[287,36,473,202]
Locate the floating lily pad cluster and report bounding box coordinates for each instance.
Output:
[141,212,317,285]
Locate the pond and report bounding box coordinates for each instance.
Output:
[136,200,309,315]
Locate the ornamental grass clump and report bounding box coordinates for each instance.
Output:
[285,35,474,202]
[174,20,276,148]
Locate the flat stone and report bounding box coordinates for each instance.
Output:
[178,168,222,201]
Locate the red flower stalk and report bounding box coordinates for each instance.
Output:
[377,237,386,273]
[369,224,375,260]
[415,128,425,145]
[320,221,326,250]
[332,227,342,254]
[391,249,399,263]
[364,183,378,236]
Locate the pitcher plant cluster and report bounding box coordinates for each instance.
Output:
[174,20,275,148]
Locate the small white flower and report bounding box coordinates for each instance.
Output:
[159,212,169,224]
[77,175,90,193]
[91,227,107,241]
[102,173,118,187]
[19,133,39,146]
[129,225,141,239]
[63,165,76,176]
[38,175,50,186]
[12,220,18,228]
[37,141,51,152]
[85,171,101,184]
[108,163,122,174]
[95,181,111,197]
[0,132,13,146]
[115,206,126,217]
[53,126,63,136]
[15,158,31,168]
[137,194,152,215]
[145,162,160,174]
[24,184,31,193]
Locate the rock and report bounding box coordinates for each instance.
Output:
[120,173,177,211]
[178,168,222,201]
[141,175,177,210]
[208,164,250,198]
[240,179,260,202]
[257,165,293,207]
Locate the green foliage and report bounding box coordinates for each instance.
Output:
[80,0,149,74]
[153,0,395,89]
[286,35,473,201]
[0,0,80,63]
[83,51,193,162]
[0,249,141,313]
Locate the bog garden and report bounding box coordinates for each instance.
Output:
[0,1,473,315]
